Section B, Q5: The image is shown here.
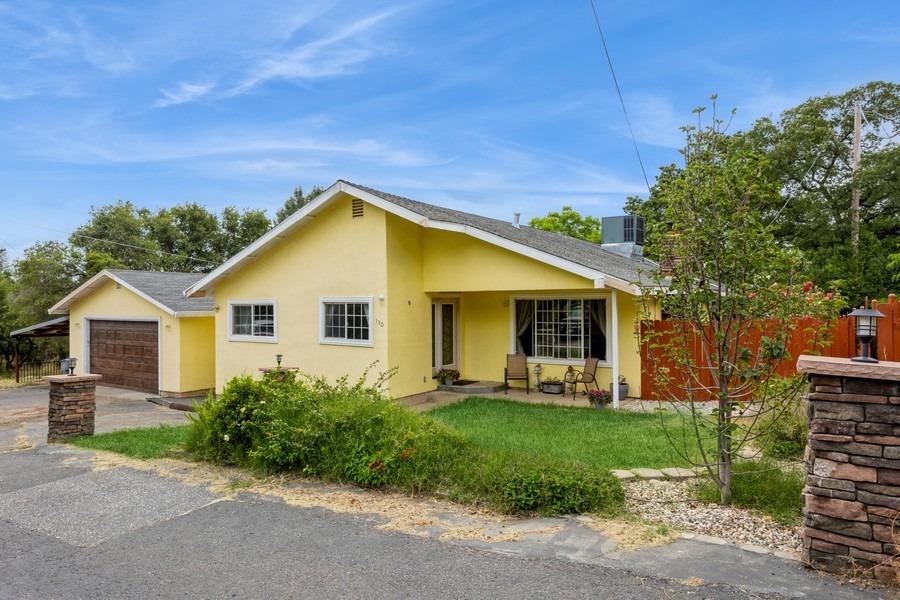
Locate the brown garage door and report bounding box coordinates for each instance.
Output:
[89,320,159,393]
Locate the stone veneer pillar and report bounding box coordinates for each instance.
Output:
[797,355,900,583]
[44,374,102,443]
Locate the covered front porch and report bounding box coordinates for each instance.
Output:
[426,288,641,408]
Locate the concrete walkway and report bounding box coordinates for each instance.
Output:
[399,387,718,414]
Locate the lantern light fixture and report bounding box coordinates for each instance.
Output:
[276,354,283,368]
[849,304,885,363]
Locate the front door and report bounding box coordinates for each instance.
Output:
[431,300,458,375]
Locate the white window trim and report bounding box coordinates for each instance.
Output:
[319,296,374,347]
[507,293,612,367]
[227,300,278,343]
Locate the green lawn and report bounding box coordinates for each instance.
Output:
[428,397,705,469]
[69,424,190,459]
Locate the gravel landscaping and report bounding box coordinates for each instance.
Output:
[624,478,802,556]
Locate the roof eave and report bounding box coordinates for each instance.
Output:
[183,180,647,297]
[48,270,177,316]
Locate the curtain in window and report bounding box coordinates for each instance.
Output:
[589,300,606,336]
[515,300,534,354]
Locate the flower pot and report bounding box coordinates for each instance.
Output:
[442,377,454,386]
[591,402,608,410]
[611,383,629,399]
[541,382,564,394]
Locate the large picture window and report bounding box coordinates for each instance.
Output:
[320,297,373,346]
[514,298,606,361]
[229,302,276,341]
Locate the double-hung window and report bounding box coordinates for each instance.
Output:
[229,302,276,341]
[320,297,373,346]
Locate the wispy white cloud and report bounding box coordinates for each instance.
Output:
[231,10,397,94]
[618,91,686,149]
[154,82,214,108]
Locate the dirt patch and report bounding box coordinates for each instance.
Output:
[80,450,675,549]
[583,517,680,551]
[0,407,46,426]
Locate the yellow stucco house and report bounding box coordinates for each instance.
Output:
[47,270,215,397]
[184,181,658,406]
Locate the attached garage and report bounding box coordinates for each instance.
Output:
[88,320,159,393]
[48,269,216,397]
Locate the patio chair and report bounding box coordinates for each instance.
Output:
[571,357,600,399]
[504,353,529,395]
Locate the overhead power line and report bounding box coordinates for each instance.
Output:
[587,0,651,194]
[3,217,219,266]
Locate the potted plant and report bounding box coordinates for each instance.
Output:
[587,388,611,409]
[541,377,564,394]
[437,368,459,386]
[613,375,629,399]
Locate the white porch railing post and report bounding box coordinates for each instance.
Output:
[611,289,620,409]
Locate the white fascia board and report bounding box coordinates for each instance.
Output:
[48,270,177,316]
[183,179,637,297]
[106,273,177,316]
[425,220,603,282]
[173,310,216,318]
[48,270,109,314]
[184,182,347,297]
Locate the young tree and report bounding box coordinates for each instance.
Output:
[529,206,602,243]
[637,99,843,504]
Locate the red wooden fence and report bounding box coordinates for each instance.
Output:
[640,294,900,401]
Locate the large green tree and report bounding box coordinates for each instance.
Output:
[529,206,602,243]
[629,81,900,305]
[69,201,271,274]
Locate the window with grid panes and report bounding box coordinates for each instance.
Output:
[321,299,372,344]
[230,303,275,339]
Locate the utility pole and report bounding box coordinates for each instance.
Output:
[851,104,861,252]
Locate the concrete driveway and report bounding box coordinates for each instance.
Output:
[0,384,189,452]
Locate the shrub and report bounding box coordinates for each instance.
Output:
[756,377,808,459]
[186,371,624,516]
[695,460,804,524]
[481,453,624,515]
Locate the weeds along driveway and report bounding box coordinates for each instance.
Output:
[0,443,886,600]
[0,385,189,452]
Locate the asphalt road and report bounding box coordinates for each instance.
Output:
[0,449,788,600]
[3,492,771,600]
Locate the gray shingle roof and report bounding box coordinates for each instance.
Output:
[341,181,660,285]
[108,270,215,313]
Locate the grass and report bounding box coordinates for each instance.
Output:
[695,460,804,524]
[69,424,190,459]
[428,397,707,469]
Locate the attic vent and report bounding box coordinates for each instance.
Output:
[351,198,364,218]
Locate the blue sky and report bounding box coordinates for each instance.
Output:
[1,0,898,259]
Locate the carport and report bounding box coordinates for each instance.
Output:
[9,316,70,383]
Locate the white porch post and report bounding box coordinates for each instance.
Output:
[611,289,620,409]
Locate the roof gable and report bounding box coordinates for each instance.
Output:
[49,270,215,316]
[185,180,659,297]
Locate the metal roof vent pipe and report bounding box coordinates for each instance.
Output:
[600,215,645,258]
[513,212,521,228]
